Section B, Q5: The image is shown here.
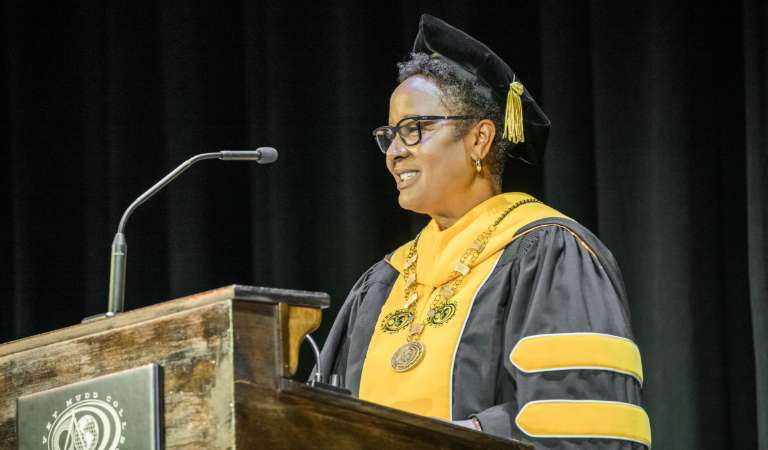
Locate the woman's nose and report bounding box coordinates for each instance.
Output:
[387,140,410,158]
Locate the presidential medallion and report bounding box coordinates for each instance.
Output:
[391,341,425,372]
[392,341,424,372]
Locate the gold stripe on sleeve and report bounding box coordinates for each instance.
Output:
[515,400,652,447]
[510,333,643,383]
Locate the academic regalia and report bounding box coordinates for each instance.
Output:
[317,194,651,449]
[411,14,551,164]
[317,14,650,449]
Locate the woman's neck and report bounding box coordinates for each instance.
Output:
[430,184,500,230]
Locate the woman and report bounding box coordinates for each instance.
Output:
[318,15,650,449]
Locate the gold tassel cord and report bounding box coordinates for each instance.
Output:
[503,81,525,144]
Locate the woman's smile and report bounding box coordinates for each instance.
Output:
[394,167,420,189]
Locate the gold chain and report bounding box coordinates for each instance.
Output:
[386,197,540,372]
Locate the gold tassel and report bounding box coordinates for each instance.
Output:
[502,81,525,144]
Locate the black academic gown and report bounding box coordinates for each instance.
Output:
[318,217,648,449]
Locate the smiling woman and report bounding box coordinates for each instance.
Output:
[318,14,651,450]
[383,75,494,228]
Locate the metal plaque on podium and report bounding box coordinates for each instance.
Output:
[16,364,162,450]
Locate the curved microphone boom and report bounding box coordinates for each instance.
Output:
[97,148,278,320]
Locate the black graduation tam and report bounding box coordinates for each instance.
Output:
[412,14,550,164]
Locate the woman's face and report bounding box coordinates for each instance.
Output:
[385,76,475,216]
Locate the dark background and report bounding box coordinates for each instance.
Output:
[2,1,766,449]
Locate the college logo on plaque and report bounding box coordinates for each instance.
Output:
[42,391,125,450]
[17,364,162,450]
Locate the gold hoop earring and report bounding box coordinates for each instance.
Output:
[474,158,482,174]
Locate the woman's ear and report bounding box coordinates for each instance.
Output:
[466,119,496,160]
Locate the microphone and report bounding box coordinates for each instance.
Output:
[85,148,279,321]
[220,147,278,163]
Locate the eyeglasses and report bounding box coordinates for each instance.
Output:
[372,115,477,154]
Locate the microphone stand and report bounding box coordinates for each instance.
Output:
[108,152,219,316]
[84,149,277,322]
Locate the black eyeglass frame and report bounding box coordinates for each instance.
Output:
[372,115,478,153]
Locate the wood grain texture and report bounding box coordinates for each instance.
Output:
[1,286,532,449]
[232,301,279,390]
[232,380,533,449]
[233,285,330,309]
[278,303,322,377]
[1,300,237,449]
[0,285,329,359]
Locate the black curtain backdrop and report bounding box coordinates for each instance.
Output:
[2,2,766,449]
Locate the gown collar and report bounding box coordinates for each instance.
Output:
[389,192,566,287]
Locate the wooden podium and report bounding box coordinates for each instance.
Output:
[0,285,531,449]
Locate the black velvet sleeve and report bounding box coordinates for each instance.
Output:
[316,257,398,393]
[474,224,647,450]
